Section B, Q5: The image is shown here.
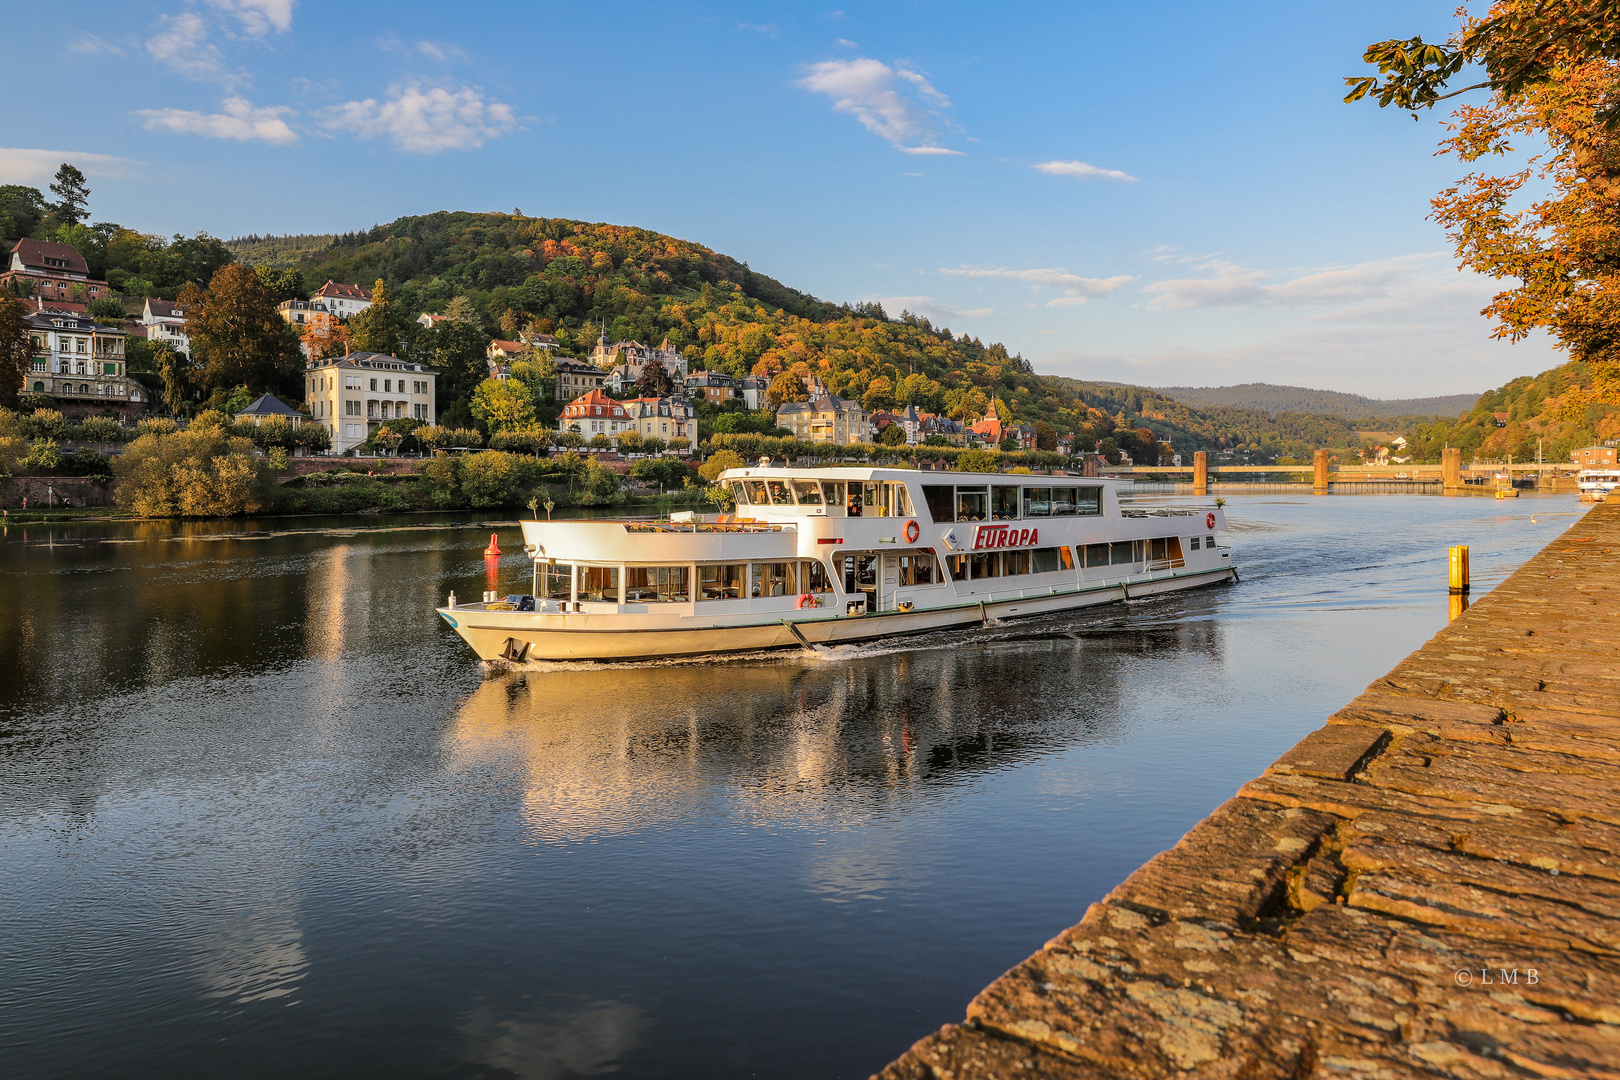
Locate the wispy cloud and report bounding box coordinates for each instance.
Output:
[797,58,960,154]
[938,265,1135,304]
[320,83,520,152]
[0,148,139,185]
[207,0,295,37]
[147,11,242,85]
[878,296,993,324]
[1143,254,1440,311]
[69,34,126,56]
[1033,160,1136,182]
[135,97,298,144]
[835,38,858,49]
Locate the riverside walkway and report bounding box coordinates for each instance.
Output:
[879,503,1620,1079]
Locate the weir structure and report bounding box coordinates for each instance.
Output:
[878,503,1620,1079]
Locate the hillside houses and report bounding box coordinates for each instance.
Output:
[1,239,111,313]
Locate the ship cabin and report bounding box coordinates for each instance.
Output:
[515,468,1226,620]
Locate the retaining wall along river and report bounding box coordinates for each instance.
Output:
[878,502,1620,1079]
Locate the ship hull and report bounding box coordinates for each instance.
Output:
[439,564,1236,662]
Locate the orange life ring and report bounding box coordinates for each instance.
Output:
[796,593,816,609]
[903,519,920,543]
[1206,511,1216,530]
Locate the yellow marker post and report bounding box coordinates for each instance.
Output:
[1448,545,1470,594]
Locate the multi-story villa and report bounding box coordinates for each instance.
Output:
[21,308,142,415]
[1,240,111,312]
[621,395,698,451]
[553,357,606,402]
[141,298,190,356]
[559,389,635,439]
[305,350,437,453]
[592,335,686,389]
[775,390,871,446]
[685,371,738,404]
[309,280,372,318]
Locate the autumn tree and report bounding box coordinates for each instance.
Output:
[0,298,30,411]
[180,264,303,398]
[471,377,537,433]
[766,369,808,407]
[49,163,89,226]
[154,341,200,416]
[634,360,675,397]
[1349,0,1620,401]
[348,278,400,355]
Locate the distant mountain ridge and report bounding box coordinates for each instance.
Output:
[1114,382,1482,420]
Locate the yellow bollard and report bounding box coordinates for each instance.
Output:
[1449,591,1469,622]
[1448,545,1470,594]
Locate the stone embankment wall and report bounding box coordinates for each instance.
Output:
[1,476,115,507]
[879,503,1620,1080]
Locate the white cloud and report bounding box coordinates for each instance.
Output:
[320,83,520,152]
[0,148,139,185]
[1033,159,1136,182]
[879,296,993,324]
[797,58,959,154]
[147,11,242,85]
[208,0,295,37]
[902,146,963,156]
[938,265,1135,303]
[836,38,858,49]
[69,35,126,56]
[135,97,298,144]
[1142,254,1443,311]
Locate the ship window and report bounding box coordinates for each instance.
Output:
[765,479,795,505]
[578,565,620,602]
[801,560,833,593]
[1189,536,1200,550]
[625,566,690,603]
[860,482,884,515]
[1077,486,1102,515]
[945,553,968,582]
[956,487,988,522]
[991,486,1020,520]
[1111,541,1136,565]
[1031,547,1074,573]
[1003,550,1030,575]
[922,485,954,522]
[1084,543,1110,568]
[1051,488,1079,515]
[969,552,1000,579]
[1207,535,1215,547]
[743,479,770,504]
[751,562,797,598]
[887,484,914,516]
[1023,487,1051,516]
[898,551,938,586]
[820,481,845,507]
[726,481,751,505]
[790,479,823,505]
[541,563,572,600]
[699,564,745,600]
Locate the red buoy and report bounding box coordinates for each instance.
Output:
[484,533,501,556]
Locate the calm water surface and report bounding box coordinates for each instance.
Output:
[0,494,1589,1079]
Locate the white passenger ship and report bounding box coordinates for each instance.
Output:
[1578,468,1619,501]
[438,466,1236,662]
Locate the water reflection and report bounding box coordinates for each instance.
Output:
[451,614,1226,843]
[458,1000,649,1080]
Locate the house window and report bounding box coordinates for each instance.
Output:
[369,378,377,391]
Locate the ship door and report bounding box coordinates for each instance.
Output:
[878,554,900,611]
[842,553,878,613]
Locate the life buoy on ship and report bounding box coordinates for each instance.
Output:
[1206,512,1216,530]
[903,519,920,543]
[796,593,817,609]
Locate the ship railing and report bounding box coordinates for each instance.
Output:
[1145,557,1186,573]
[622,522,791,534]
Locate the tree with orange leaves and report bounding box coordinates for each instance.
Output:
[1351,1,1620,402]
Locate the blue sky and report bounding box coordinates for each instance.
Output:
[3,1,1558,396]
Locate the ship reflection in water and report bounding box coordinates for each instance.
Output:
[450,617,1223,846]
[0,496,1584,1080]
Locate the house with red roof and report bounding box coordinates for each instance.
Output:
[1,239,110,310]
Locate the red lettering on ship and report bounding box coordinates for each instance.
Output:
[973,526,1038,549]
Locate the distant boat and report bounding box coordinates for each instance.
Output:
[1578,469,1619,502]
[1494,472,1519,498]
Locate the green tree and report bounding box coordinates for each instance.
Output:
[0,297,30,411]
[957,449,998,473]
[862,375,896,413]
[1034,420,1058,451]
[114,427,270,517]
[427,302,490,427]
[49,163,89,226]
[460,450,522,507]
[471,377,537,433]
[179,264,302,397]
[348,278,399,355]
[0,185,48,246]
[698,447,745,483]
[630,456,690,489]
[254,265,307,303]
[877,422,908,446]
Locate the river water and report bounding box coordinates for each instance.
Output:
[0,493,1588,1079]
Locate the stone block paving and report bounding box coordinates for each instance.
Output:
[877,503,1620,1079]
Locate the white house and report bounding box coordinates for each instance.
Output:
[141,298,190,356]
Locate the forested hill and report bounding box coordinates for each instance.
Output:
[1400,359,1620,464]
[219,211,1380,460]
[1132,382,1481,420]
